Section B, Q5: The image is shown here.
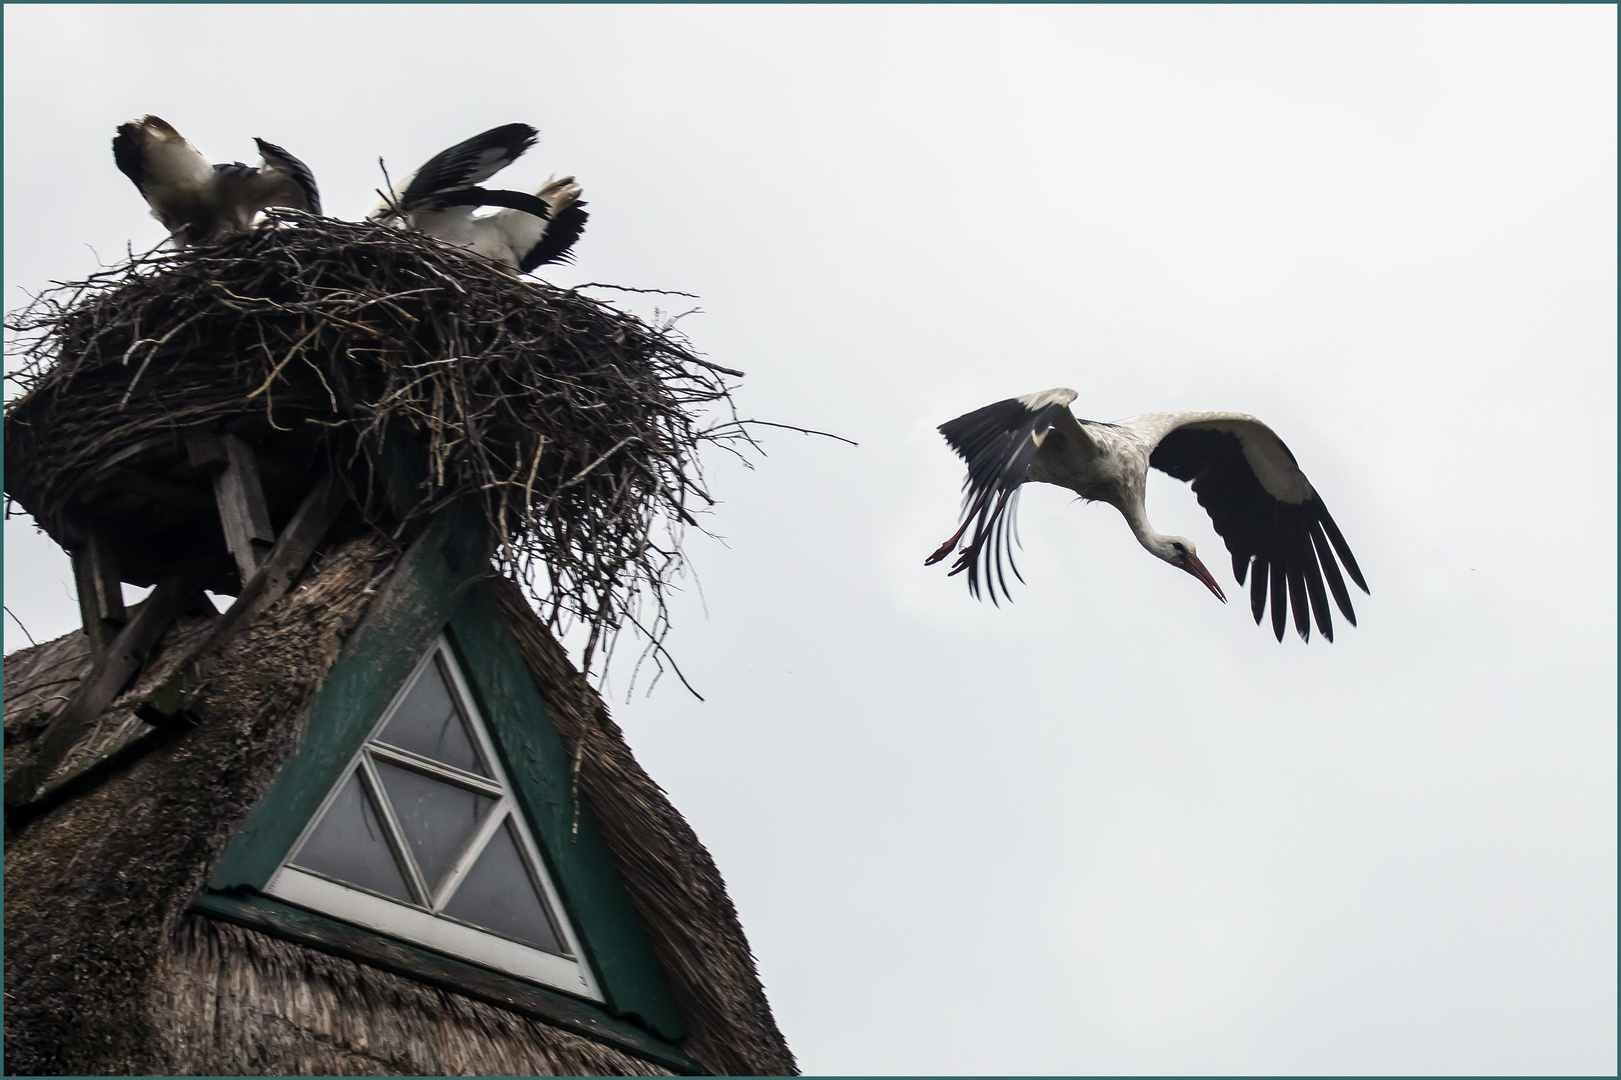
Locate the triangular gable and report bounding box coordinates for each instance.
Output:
[206,505,687,1043]
[268,633,602,998]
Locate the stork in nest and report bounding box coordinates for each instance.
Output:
[371,123,589,273]
[112,115,321,246]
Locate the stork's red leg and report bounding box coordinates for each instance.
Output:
[925,517,974,565]
[947,489,1014,578]
[925,486,994,566]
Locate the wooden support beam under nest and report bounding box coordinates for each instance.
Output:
[140,472,349,721]
[4,554,220,810]
[5,475,349,825]
[189,433,275,590]
[69,530,127,658]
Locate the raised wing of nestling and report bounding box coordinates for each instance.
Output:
[113,117,320,243]
[375,123,539,220]
[1146,413,1369,642]
[926,388,1098,604]
[247,138,321,215]
[210,138,322,229]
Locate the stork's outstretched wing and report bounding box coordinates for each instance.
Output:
[379,123,538,219]
[1147,413,1368,642]
[928,387,1091,604]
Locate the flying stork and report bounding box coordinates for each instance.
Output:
[371,123,589,272]
[926,388,1369,642]
[112,116,321,245]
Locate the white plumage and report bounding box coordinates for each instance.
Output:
[112,115,320,245]
[927,388,1369,641]
[371,123,588,272]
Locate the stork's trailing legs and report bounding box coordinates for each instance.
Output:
[925,486,997,566]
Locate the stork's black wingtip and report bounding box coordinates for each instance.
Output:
[112,125,143,184]
[488,122,540,155]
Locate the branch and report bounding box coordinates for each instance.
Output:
[712,419,858,446]
[573,282,700,299]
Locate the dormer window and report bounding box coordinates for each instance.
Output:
[265,636,602,1001]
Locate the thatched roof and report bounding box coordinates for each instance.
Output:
[163,913,679,1075]
[4,533,796,1075]
[4,216,792,1075]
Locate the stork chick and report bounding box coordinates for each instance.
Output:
[372,123,588,272]
[112,115,320,245]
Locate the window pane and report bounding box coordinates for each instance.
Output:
[377,654,488,775]
[442,821,563,954]
[291,771,413,902]
[373,759,496,894]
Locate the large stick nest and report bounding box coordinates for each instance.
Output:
[5,212,749,684]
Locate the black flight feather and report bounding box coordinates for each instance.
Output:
[1150,425,1367,644]
[112,124,145,189]
[432,185,553,218]
[936,396,1068,604]
[1269,558,1289,642]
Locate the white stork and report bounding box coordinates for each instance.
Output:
[112,116,321,245]
[371,123,589,272]
[926,388,1369,642]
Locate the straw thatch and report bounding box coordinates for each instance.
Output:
[161,914,674,1076]
[5,533,398,1075]
[4,609,219,789]
[4,535,795,1075]
[492,577,796,1077]
[4,213,747,678]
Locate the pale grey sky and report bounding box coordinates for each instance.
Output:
[5,5,1616,1074]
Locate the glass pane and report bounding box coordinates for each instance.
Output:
[374,759,496,895]
[376,654,488,775]
[291,771,413,902]
[443,821,563,954]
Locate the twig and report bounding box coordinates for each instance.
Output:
[573,283,700,299]
[5,605,37,646]
[713,418,859,446]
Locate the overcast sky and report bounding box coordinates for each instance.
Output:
[4,5,1616,1074]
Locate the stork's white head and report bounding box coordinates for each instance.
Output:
[1150,535,1227,603]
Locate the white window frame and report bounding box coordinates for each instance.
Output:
[266,635,603,1002]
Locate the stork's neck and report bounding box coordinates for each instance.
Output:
[1118,499,1175,563]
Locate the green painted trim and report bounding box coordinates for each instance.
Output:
[209,500,488,892]
[190,891,705,1076]
[444,582,687,1040]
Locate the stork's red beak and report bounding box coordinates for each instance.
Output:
[1183,551,1227,603]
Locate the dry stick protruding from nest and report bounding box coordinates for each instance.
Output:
[5,212,752,693]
